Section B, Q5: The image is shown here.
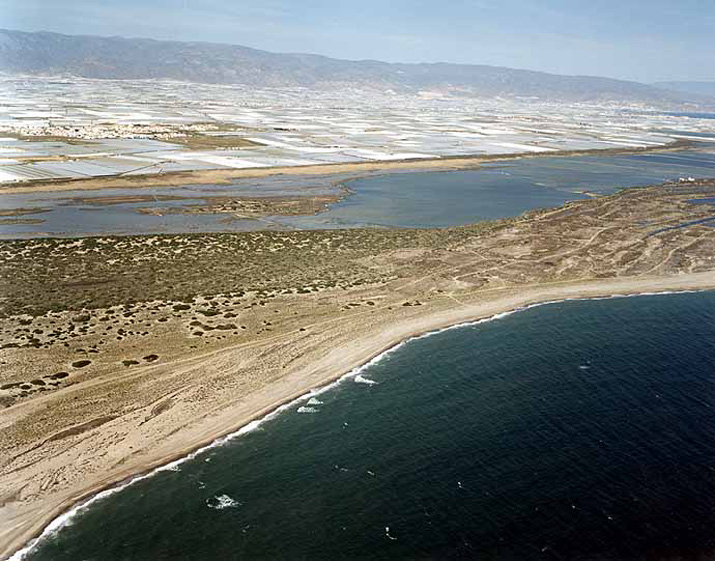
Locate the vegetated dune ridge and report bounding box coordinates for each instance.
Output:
[0,140,693,195]
[1,179,715,559]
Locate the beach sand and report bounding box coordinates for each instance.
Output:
[4,276,715,560]
[1,179,714,559]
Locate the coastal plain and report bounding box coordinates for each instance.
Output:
[2,74,715,558]
[2,75,713,190]
[1,177,714,558]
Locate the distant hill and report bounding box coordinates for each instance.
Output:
[654,81,715,98]
[0,28,705,105]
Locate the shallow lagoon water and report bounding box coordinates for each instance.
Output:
[2,144,715,237]
[277,144,715,229]
[20,291,715,560]
[0,176,345,238]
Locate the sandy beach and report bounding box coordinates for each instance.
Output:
[2,275,714,559]
[4,13,715,559]
[1,178,714,559]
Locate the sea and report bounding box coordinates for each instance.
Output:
[18,291,715,560]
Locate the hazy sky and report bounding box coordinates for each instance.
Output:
[1,0,714,83]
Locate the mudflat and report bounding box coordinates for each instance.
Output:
[1,178,714,559]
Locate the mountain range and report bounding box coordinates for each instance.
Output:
[0,28,712,106]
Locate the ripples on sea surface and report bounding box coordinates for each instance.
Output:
[23,291,715,560]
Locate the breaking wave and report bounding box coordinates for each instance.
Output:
[8,288,701,560]
[297,406,319,414]
[206,494,241,510]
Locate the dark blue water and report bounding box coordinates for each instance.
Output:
[23,291,715,560]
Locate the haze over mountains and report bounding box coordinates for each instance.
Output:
[0,28,711,106]
[653,82,715,98]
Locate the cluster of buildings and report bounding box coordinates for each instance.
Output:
[1,122,219,141]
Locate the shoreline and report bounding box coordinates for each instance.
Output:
[5,272,715,560]
[0,140,693,195]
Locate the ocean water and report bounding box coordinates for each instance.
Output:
[20,291,715,560]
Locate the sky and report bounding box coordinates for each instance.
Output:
[1,0,714,83]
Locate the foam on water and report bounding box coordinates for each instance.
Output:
[206,494,241,510]
[7,288,704,560]
[297,406,319,414]
[354,374,379,385]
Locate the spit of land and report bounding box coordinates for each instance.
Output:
[0,178,714,558]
